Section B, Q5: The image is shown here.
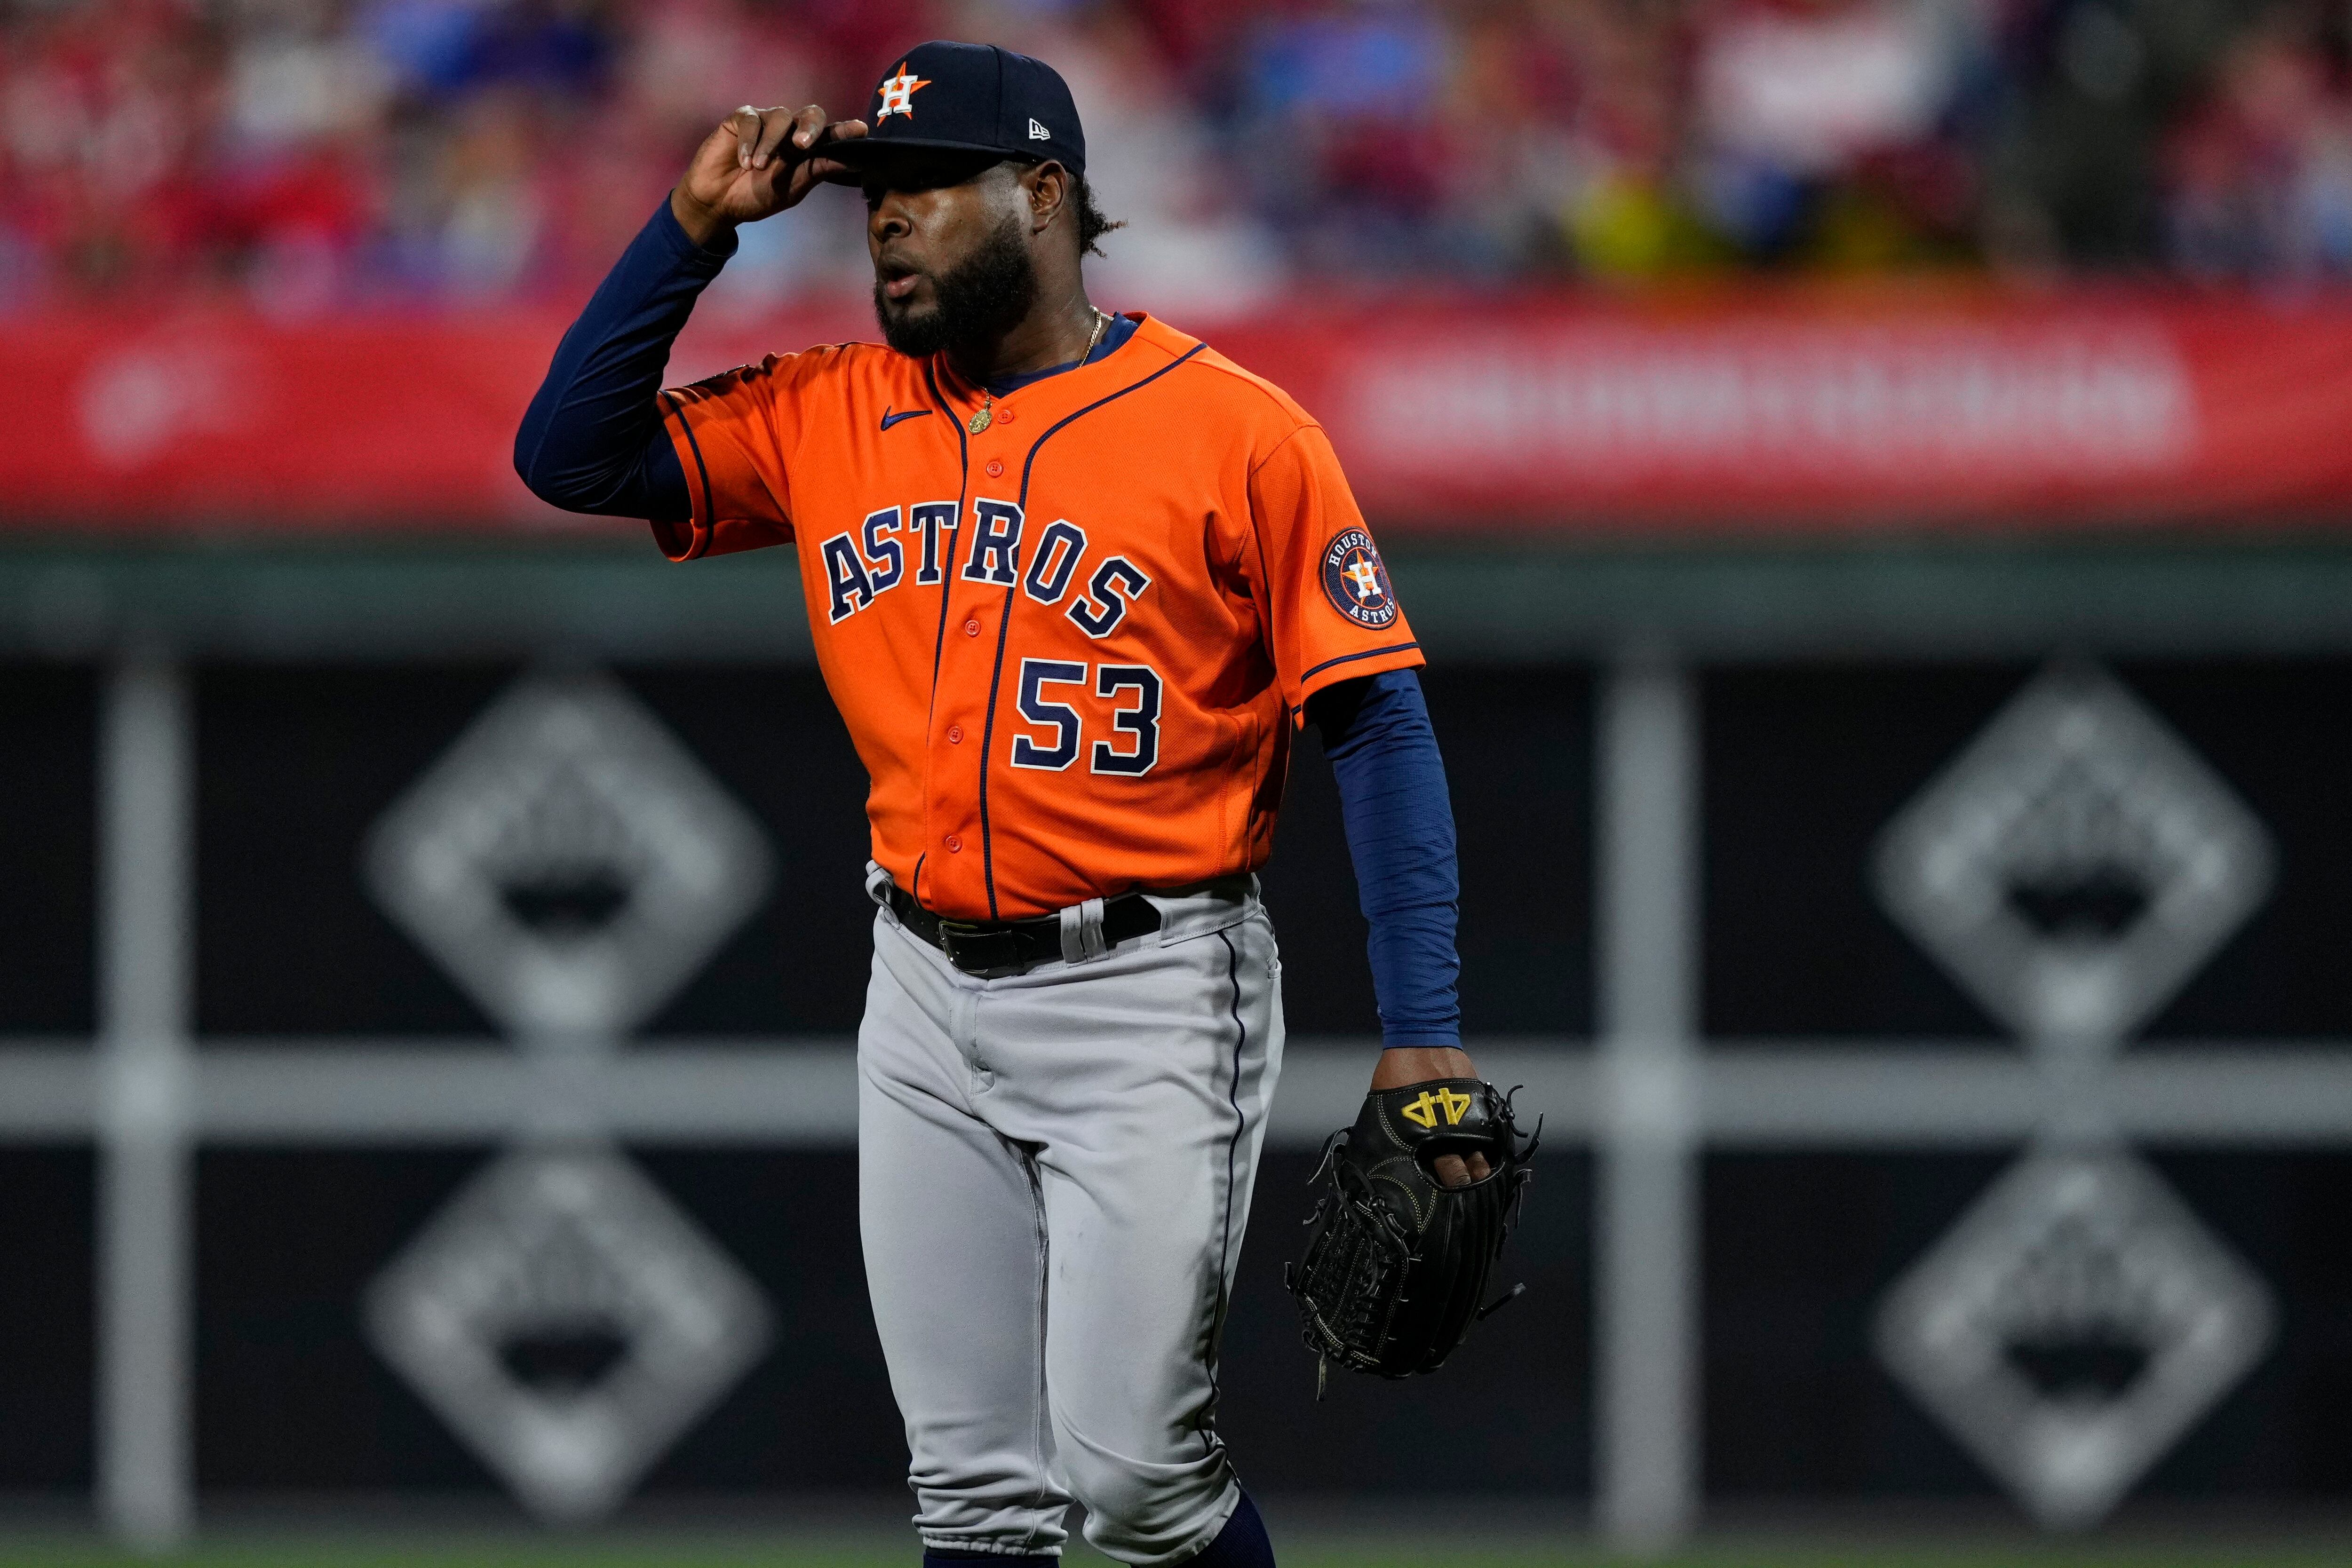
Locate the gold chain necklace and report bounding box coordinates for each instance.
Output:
[968,309,1109,436]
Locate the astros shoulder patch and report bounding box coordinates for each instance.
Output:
[1320,528,1398,629]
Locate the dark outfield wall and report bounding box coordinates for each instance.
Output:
[2,660,2349,1505]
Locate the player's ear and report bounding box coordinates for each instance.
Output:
[1024,160,1071,236]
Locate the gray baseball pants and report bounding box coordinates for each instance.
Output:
[857,871,1284,1564]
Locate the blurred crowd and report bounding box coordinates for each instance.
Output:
[0,0,2345,315]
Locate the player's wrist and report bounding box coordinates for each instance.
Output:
[1369,1044,1476,1091]
[668,184,737,250]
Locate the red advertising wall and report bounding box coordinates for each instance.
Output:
[5,289,2348,534]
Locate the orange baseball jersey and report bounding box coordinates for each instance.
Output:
[656,312,1422,921]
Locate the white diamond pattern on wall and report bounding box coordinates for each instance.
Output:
[365,1145,773,1522]
[1873,664,2273,1051]
[364,672,773,1040]
[1874,1147,2274,1529]
[20,648,2352,1552]
[1871,662,2282,1529]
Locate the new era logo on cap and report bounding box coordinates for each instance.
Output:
[1029,118,1049,141]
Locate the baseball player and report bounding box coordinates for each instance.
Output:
[517,41,1485,1567]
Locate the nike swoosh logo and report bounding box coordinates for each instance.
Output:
[880,407,931,430]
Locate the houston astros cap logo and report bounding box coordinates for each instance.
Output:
[875,62,932,120]
[1320,528,1398,629]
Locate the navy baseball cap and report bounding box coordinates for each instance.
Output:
[826,41,1086,182]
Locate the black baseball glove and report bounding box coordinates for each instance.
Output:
[1284,1078,1537,1386]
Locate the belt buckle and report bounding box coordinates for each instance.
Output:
[937,920,1022,979]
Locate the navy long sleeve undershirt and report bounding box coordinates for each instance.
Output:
[514,199,720,520]
[1307,668,1463,1048]
[518,202,1463,1047]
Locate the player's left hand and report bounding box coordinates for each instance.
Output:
[1368,1046,1492,1188]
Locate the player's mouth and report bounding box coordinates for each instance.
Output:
[876,260,924,302]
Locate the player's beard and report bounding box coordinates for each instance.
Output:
[873,211,1038,359]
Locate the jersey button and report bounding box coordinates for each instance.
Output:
[946,724,964,744]
[998,407,1017,424]
[964,618,981,637]
[985,459,1003,477]
[945,833,962,853]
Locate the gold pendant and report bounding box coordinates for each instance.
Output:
[967,400,992,435]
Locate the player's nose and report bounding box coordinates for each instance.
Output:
[866,195,914,245]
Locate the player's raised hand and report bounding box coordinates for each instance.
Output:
[671,104,867,247]
[1368,1045,1495,1188]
